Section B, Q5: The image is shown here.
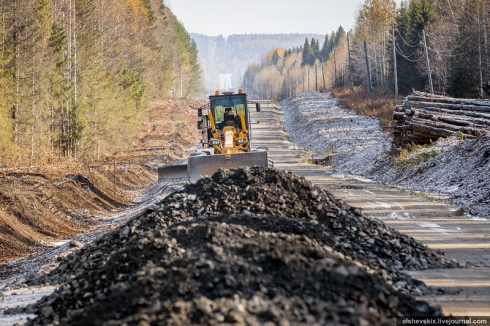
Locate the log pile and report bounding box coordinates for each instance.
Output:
[393,90,490,146]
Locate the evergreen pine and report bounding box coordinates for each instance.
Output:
[320,35,330,62]
[301,38,310,66]
[311,38,320,64]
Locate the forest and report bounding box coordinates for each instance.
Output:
[0,0,200,166]
[241,0,490,102]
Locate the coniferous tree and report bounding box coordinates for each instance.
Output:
[301,38,314,66]
[0,0,202,165]
[328,31,336,54]
[320,35,330,62]
[396,0,432,94]
[271,49,279,65]
[447,0,487,97]
[311,38,320,64]
[335,26,346,44]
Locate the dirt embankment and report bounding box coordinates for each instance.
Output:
[281,91,490,218]
[370,134,490,218]
[0,98,203,263]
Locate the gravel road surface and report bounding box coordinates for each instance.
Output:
[1,97,489,325]
[251,100,490,316]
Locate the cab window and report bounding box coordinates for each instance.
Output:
[211,97,246,125]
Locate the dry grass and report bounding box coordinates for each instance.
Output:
[332,86,395,128]
[0,97,204,263]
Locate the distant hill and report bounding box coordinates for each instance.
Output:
[191,33,325,91]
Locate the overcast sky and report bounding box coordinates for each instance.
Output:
[166,0,364,37]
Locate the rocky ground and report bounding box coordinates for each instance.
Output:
[6,167,448,325]
[281,92,392,176]
[281,91,490,218]
[370,135,490,218]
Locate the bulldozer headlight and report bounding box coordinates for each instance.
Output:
[210,139,219,145]
[237,138,246,144]
[201,139,208,144]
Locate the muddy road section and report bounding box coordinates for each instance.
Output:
[252,100,490,316]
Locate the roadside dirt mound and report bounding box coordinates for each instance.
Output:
[0,166,154,263]
[23,215,441,326]
[113,97,204,169]
[0,98,202,263]
[399,134,490,218]
[281,92,392,176]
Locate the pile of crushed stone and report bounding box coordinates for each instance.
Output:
[23,216,441,326]
[16,167,453,325]
[159,167,460,271]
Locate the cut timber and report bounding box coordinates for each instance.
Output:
[411,117,488,135]
[412,107,490,121]
[411,123,456,138]
[412,109,490,127]
[393,91,490,147]
[404,100,490,112]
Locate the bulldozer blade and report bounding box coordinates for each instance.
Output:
[158,164,188,182]
[188,151,268,183]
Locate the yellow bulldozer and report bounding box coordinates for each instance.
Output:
[158,90,269,183]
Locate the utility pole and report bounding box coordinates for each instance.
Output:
[482,7,490,86]
[315,63,318,91]
[479,22,483,98]
[302,71,305,92]
[321,59,326,91]
[392,24,399,104]
[363,41,372,95]
[307,67,310,91]
[422,29,434,94]
[347,32,354,92]
[483,10,490,87]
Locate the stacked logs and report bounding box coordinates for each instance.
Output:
[393,90,490,146]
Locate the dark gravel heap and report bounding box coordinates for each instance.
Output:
[19,167,454,325]
[24,215,441,326]
[151,167,461,272]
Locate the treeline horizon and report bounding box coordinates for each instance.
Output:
[242,0,490,102]
[190,33,325,91]
[241,27,346,100]
[0,0,200,167]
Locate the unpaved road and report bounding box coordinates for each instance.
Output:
[251,100,490,316]
[1,99,489,324]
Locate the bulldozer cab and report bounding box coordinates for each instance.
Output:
[157,91,268,183]
[209,94,248,130]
